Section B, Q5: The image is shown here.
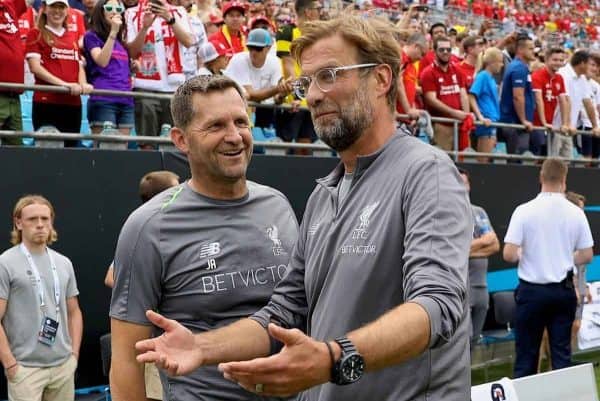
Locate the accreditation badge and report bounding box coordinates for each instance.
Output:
[38,316,59,346]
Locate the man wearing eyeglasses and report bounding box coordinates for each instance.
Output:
[135,14,472,401]
[421,35,470,151]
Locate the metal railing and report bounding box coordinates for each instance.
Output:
[2,82,599,164]
[0,82,309,111]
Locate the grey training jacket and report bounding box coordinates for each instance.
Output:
[252,130,473,401]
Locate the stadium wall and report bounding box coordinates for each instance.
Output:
[1,147,599,393]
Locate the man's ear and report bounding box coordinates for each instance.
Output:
[170,127,189,154]
[373,64,393,100]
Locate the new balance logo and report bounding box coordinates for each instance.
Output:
[200,242,221,258]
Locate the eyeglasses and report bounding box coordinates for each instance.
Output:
[103,3,124,13]
[292,63,377,99]
[436,47,452,53]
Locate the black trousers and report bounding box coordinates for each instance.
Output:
[513,278,577,378]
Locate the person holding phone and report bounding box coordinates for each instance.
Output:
[84,0,134,140]
[124,0,193,142]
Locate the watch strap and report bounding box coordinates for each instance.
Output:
[166,16,176,25]
[334,336,357,355]
[324,341,335,371]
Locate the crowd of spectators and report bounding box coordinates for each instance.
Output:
[2,0,600,160]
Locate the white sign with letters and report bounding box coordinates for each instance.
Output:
[471,377,520,401]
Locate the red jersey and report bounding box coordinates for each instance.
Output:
[397,51,418,113]
[531,66,566,126]
[484,3,494,18]
[208,26,245,54]
[25,28,81,105]
[67,8,85,42]
[455,60,475,90]
[471,1,484,15]
[558,18,571,32]
[420,62,466,118]
[18,6,35,44]
[587,24,598,40]
[0,0,26,89]
[495,7,506,20]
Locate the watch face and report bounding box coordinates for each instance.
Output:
[341,354,365,383]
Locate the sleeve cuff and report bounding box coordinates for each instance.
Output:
[503,237,521,246]
[409,297,443,349]
[249,315,283,355]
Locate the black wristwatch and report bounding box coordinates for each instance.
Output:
[330,336,365,385]
[166,16,176,25]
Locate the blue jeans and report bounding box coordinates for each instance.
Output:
[88,100,134,129]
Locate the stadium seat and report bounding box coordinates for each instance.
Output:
[75,385,110,401]
[481,291,517,345]
[521,150,535,166]
[492,142,507,164]
[461,146,478,163]
[475,291,516,380]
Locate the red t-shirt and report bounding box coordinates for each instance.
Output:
[0,0,26,89]
[558,18,571,32]
[531,66,566,126]
[533,13,545,26]
[67,8,85,42]
[420,62,466,118]
[587,24,598,40]
[209,27,245,54]
[484,4,494,18]
[25,28,81,105]
[455,60,475,90]
[515,12,527,26]
[18,6,35,44]
[495,7,506,20]
[397,51,418,113]
[472,1,484,15]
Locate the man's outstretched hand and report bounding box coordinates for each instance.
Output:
[135,310,202,376]
[218,323,331,397]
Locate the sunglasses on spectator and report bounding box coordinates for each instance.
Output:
[436,47,452,53]
[247,46,266,52]
[103,4,124,13]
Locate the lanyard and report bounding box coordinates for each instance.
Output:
[19,243,60,316]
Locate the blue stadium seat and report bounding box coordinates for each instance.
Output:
[20,91,33,146]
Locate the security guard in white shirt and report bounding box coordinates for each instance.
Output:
[504,158,594,377]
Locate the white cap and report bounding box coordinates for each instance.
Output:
[44,0,70,6]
